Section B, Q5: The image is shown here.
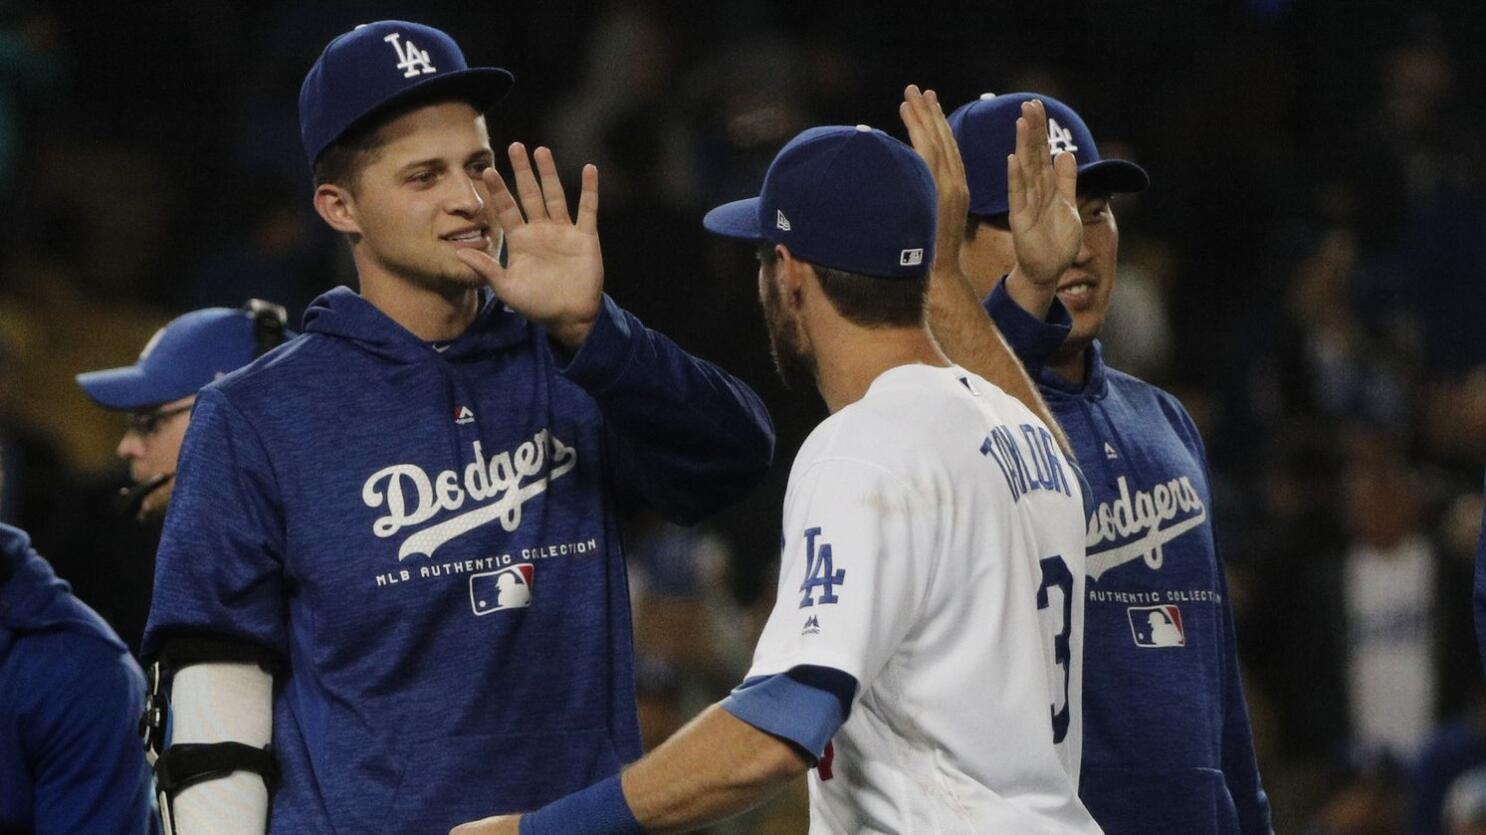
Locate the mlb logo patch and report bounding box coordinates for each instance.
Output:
[899,248,924,266]
[469,564,534,616]
[1128,605,1185,648]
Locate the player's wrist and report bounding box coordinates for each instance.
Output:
[520,774,643,835]
[545,316,596,355]
[1006,264,1058,318]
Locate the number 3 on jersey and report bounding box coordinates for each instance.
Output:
[799,527,845,607]
[1037,555,1073,744]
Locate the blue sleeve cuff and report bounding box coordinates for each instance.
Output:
[554,295,636,395]
[982,275,1072,373]
[520,774,643,835]
[719,667,856,761]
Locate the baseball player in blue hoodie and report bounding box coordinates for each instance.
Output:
[139,20,773,834]
[0,524,157,834]
[923,92,1272,834]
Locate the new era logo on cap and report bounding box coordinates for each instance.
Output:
[702,125,936,280]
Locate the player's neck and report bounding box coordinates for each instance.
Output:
[1046,346,1089,387]
[811,323,948,414]
[357,265,482,343]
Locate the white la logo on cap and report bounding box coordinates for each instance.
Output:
[384,32,436,78]
[899,248,924,266]
[1047,117,1079,155]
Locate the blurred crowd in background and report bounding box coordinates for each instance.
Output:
[1,0,1484,832]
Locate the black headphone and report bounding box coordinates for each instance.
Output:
[243,299,289,358]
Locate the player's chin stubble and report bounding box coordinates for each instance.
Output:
[401,256,489,296]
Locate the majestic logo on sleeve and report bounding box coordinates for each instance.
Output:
[362,430,577,561]
[1085,475,1208,581]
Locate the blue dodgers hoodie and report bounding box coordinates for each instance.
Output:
[985,281,1272,835]
[143,288,773,834]
[0,524,155,834]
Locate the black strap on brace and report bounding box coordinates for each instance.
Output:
[142,633,284,832]
[146,633,282,673]
[140,632,282,764]
[155,741,280,794]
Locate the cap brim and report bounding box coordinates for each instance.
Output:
[325,67,515,160]
[1076,158,1149,196]
[702,198,764,241]
[76,367,189,411]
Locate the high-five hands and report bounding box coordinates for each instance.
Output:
[899,85,970,282]
[1005,98,1081,292]
[456,144,603,351]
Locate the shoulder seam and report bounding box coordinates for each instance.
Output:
[196,387,288,523]
[795,455,916,491]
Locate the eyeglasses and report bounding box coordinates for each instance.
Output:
[124,402,194,437]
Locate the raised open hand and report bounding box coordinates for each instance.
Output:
[899,84,969,277]
[1007,99,1081,290]
[456,144,603,351]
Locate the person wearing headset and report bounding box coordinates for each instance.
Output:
[76,301,289,523]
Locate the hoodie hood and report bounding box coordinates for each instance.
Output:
[301,286,530,364]
[0,524,127,662]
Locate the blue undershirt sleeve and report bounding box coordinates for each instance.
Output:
[719,666,857,761]
[982,275,1073,377]
[551,294,774,524]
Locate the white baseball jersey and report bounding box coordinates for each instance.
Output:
[746,364,1098,834]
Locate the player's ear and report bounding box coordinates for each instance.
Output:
[775,244,808,309]
[313,183,363,237]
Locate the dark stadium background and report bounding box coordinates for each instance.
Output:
[2,1,1484,831]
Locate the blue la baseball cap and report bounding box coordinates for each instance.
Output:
[703,125,936,280]
[299,20,514,167]
[76,308,264,410]
[949,92,1149,217]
